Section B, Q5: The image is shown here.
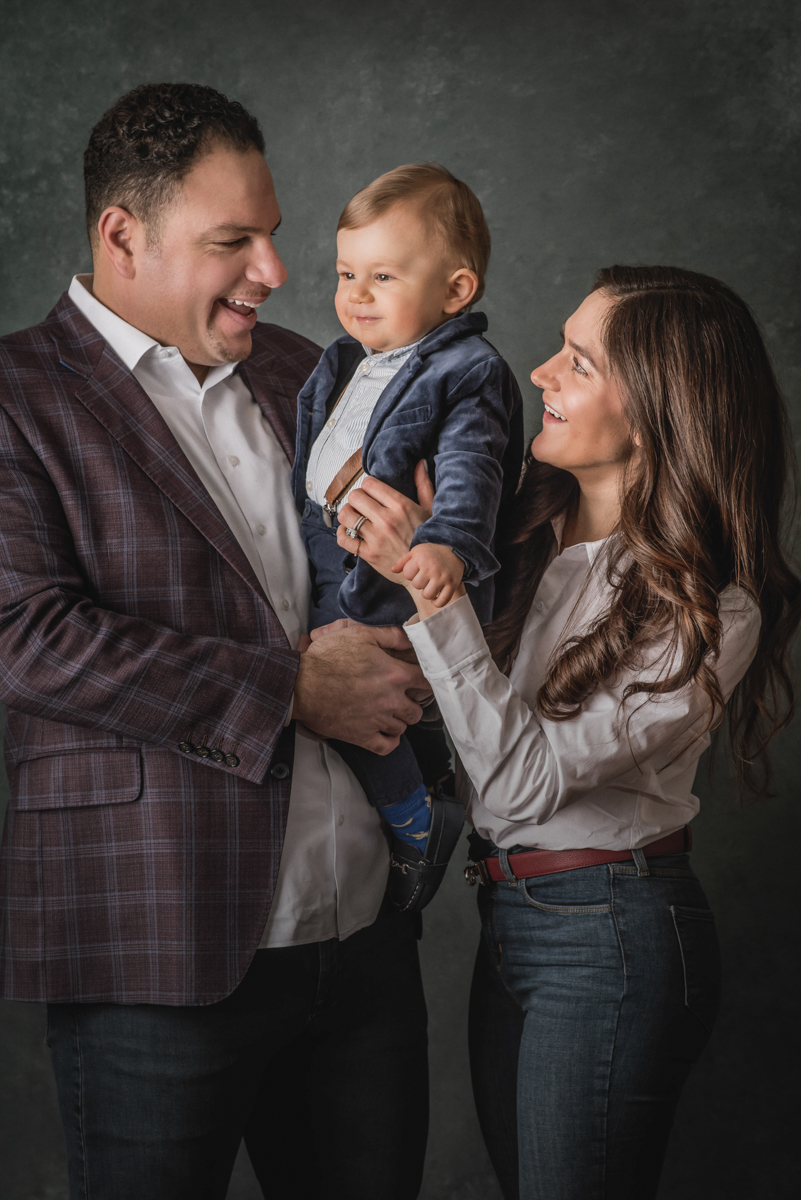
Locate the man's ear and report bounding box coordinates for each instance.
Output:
[95,206,144,280]
[443,268,479,314]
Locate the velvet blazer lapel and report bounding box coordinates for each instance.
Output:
[48,297,267,600]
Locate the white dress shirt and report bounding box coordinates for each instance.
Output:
[306,341,417,510]
[406,516,761,850]
[69,275,388,946]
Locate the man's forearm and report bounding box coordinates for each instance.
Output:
[0,586,298,783]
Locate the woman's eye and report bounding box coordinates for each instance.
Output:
[571,355,588,376]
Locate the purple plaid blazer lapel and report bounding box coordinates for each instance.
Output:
[47,295,268,605]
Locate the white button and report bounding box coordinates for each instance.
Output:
[282,598,290,611]
[338,813,345,826]
[228,455,240,467]
[360,360,371,375]
[306,480,313,494]
[256,523,266,536]
[535,601,544,612]
[326,417,336,429]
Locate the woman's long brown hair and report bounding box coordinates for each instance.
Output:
[487,265,801,796]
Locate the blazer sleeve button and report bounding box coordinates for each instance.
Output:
[270,762,291,780]
[196,746,212,759]
[224,754,240,768]
[210,750,225,763]
[178,741,195,754]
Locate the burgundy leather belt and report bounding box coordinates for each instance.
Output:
[465,826,692,886]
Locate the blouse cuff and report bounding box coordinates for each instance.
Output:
[404,593,490,679]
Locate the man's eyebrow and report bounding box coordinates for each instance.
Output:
[559,325,599,371]
[202,223,275,238]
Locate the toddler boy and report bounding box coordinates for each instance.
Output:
[291,163,523,911]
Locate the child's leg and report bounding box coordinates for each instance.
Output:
[329,736,433,850]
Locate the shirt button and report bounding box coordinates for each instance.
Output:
[360,360,371,375]
[535,601,544,612]
[281,598,290,610]
[228,455,240,467]
[326,417,336,429]
[271,762,291,780]
[306,480,313,494]
[338,814,345,827]
[256,523,266,536]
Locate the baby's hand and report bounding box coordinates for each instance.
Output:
[392,543,465,607]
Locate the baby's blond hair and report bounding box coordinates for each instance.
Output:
[337,162,491,304]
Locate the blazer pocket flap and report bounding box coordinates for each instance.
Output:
[12,750,143,811]
[379,404,433,429]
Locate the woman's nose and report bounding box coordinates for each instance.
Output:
[530,355,560,391]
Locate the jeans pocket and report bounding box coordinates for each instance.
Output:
[670,904,721,1033]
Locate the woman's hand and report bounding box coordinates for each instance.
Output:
[336,460,434,582]
[336,460,466,619]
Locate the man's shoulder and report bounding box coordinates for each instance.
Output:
[247,321,323,384]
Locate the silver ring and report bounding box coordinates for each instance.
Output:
[345,515,366,539]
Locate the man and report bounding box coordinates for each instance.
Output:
[0,83,430,1200]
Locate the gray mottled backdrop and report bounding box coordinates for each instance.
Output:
[0,1,799,1196]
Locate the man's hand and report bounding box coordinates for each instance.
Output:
[293,623,428,754]
[391,543,465,607]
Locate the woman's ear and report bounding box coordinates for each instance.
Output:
[444,267,479,313]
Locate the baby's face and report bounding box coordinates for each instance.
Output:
[335,204,460,352]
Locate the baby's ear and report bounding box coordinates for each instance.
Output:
[445,267,479,313]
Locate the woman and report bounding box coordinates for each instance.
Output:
[331,266,801,1199]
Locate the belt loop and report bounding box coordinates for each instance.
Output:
[632,848,650,877]
[497,848,518,887]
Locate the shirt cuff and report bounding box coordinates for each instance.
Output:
[404,593,489,679]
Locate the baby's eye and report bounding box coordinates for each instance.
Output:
[340,272,355,280]
[571,355,588,377]
[375,274,393,282]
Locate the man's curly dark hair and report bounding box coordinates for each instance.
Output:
[84,82,265,245]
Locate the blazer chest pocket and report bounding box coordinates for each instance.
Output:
[379,404,433,430]
[12,750,143,811]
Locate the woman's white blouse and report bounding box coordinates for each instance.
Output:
[405,535,761,851]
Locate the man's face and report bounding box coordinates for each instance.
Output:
[127,145,286,368]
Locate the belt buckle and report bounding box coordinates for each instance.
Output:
[464,861,487,887]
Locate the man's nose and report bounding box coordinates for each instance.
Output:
[245,238,288,290]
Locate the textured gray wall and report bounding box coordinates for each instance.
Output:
[1,0,799,1196]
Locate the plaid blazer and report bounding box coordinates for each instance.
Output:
[0,294,321,1004]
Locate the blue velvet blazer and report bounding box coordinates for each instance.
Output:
[291,312,524,627]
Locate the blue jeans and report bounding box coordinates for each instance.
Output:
[46,905,428,1200]
[468,853,721,1200]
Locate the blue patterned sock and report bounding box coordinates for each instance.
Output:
[378,785,432,851]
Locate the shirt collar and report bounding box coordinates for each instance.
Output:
[68,274,238,394]
[360,339,419,365]
[550,511,609,565]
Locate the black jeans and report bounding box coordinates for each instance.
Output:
[46,906,429,1200]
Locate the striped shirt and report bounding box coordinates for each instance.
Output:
[305,340,418,510]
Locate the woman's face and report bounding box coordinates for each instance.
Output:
[529,290,633,480]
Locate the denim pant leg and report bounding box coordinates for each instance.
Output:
[470,854,721,1200]
[330,734,423,808]
[46,906,428,1200]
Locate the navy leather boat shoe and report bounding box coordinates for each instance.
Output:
[387,778,465,914]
